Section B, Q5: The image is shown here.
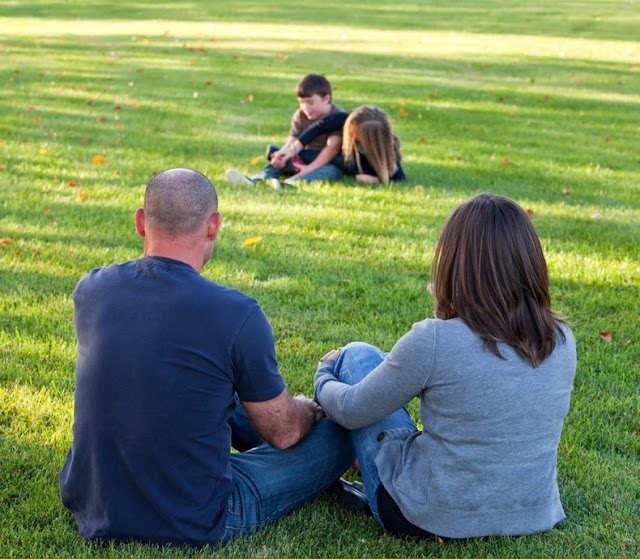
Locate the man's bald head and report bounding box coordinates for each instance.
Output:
[144,168,218,236]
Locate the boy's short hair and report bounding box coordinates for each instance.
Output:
[296,73,332,99]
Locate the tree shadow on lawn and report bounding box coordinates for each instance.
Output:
[3,0,639,41]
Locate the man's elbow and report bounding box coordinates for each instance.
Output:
[268,425,305,449]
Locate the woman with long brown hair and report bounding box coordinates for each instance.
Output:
[314,192,576,539]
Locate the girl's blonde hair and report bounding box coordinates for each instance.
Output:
[342,106,402,183]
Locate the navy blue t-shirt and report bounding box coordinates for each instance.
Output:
[59,256,285,545]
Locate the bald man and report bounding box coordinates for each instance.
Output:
[59,168,354,546]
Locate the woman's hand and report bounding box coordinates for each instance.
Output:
[319,349,341,362]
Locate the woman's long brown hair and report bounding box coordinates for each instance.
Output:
[432,193,566,366]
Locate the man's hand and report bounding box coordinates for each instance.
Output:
[294,394,325,422]
[243,389,322,449]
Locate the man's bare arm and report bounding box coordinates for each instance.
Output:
[243,389,324,449]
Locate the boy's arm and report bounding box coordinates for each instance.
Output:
[272,111,349,168]
[271,136,299,169]
[294,134,342,178]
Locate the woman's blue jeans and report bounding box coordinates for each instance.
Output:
[330,342,417,527]
[221,399,354,543]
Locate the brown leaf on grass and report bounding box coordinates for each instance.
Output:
[502,157,512,165]
[417,137,426,144]
[526,208,535,216]
[79,191,88,200]
[1,238,12,246]
[114,105,122,111]
[246,94,254,102]
[415,185,424,192]
[12,251,21,257]
[97,116,106,123]
[205,80,212,86]
[599,331,612,342]
[68,180,78,187]
[399,107,409,117]
[43,208,51,215]
[562,188,573,195]
[92,154,106,164]
[604,136,611,143]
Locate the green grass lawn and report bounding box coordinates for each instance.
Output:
[1,1,639,557]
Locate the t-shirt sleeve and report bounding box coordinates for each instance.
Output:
[231,304,286,402]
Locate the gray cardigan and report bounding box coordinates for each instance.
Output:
[314,317,576,538]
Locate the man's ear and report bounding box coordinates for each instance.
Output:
[207,211,222,241]
[134,208,146,237]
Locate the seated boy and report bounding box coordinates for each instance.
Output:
[226,73,344,187]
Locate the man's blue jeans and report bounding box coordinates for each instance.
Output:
[330,342,417,528]
[221,400,354,543]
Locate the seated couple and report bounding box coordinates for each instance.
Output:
[60,168,576,547]
[226,73,405,188]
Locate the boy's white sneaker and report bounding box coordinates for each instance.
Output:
[225,168,254,185]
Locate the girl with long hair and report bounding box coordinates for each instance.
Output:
[289,105,405,184]
[314,193,576,540]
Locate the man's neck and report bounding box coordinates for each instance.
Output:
[143,240,205,273]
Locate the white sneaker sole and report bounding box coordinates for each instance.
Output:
[225,168,254,186]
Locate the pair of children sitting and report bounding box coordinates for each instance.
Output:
[226,73,405,189]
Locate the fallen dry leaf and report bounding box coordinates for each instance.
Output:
[399,107,409,117]
[526,208,535,216]
[1,238,11,246]
[599,331,612,342]
[417,137,426,144]
[415,185,424,192]
[43,208,51,215]
[502,157,512,165]
[68,180,78,187]
[79,191,88,200]
[92,154,106,164]
[251,156,262,166]
[562,188,573,195]
[243,236,262,247]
